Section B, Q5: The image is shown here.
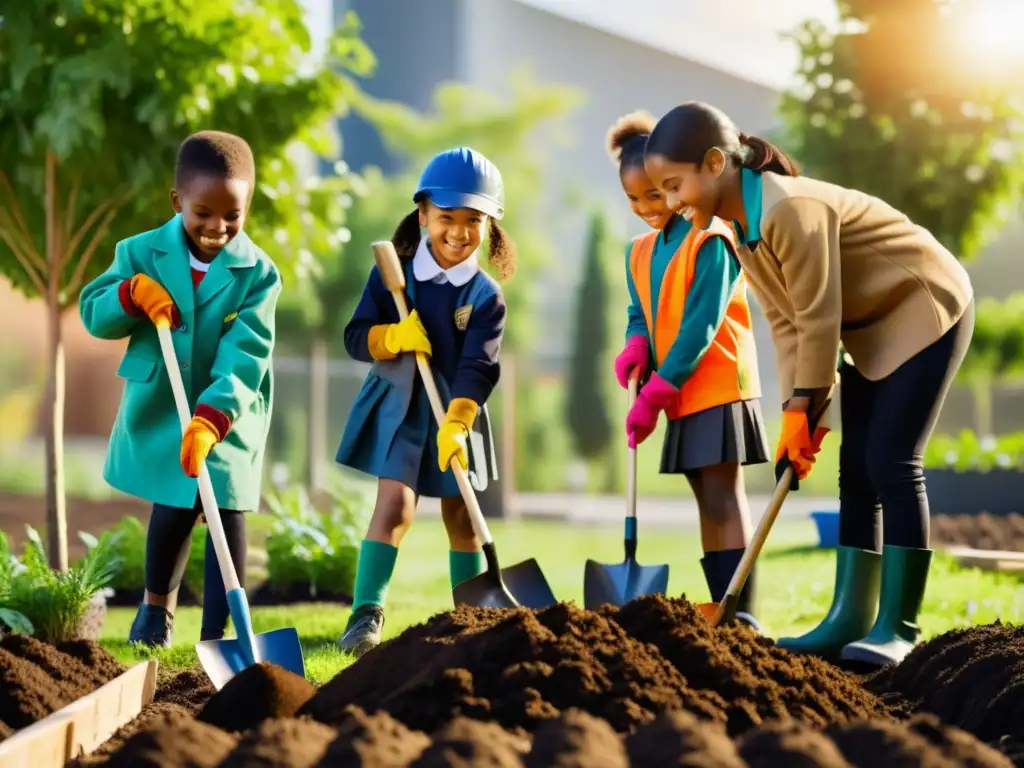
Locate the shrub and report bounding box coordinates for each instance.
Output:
[2,526,120,643]
[263,483,369,599]
[925,430,1024,473]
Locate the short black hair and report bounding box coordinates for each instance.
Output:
[174,130,256,191]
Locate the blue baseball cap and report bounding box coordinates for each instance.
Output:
[414,147,505,220]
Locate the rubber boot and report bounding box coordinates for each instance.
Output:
[337,604,385,658]
[128,604,173,648]
[841,545,933,667]
[776,546,882,655]
[701,548,761,632]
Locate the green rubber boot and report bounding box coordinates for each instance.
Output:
[775,545,882,655]
[840,545,933,667]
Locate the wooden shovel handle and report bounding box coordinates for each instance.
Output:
[713,394,835,625]
[371,241,495,548]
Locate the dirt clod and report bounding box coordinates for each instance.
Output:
[97,711,238,767]
[197,662,316,733]
[218,717,337,768]
[524,709,627,768]
[625,709,744,767]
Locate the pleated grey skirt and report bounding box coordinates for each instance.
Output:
[661,399,770,475]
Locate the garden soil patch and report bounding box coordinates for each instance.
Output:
[932,512,1024,552]
[75,597,1024,766]
[0,634,124,736]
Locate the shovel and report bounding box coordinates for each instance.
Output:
[696,392,836,627]
[371,241,557,610]
[583,373,669,609]
[155,319,305,689]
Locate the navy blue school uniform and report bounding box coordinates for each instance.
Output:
[337,239,501,498]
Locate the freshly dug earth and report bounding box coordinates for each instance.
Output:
[0,634,124,737]
[83,597,1024,766]
[302,596,889,736]
[932,512,1024,552]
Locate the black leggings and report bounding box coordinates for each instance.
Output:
[144,500,247,638]
[838,301,974,551]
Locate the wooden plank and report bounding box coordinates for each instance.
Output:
[0,712,75,768]
[64,658,159,759]
[944,545,1024,572]
[0,658,159,767]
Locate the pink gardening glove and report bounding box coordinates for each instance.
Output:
[614,335,650,389]
[625,372,679,448]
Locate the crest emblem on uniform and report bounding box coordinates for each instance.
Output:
[454,304,473,331]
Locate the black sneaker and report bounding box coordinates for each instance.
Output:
[128,604,173,648]
[337,604,384,657]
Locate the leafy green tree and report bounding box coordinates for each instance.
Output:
[0,2,373,568]
[779,1,1024,262]
[565,211,613,469]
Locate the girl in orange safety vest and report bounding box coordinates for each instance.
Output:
[607,111,770,629]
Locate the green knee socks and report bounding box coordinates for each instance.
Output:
[449,549,485,590]
[352,540,399,611]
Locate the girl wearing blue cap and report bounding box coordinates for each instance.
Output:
[335,147,516,656]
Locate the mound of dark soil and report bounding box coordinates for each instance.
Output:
[300,596,889,737]
[0,634,124,733]
[866,622,1024,748]
[197,662,317,732]
[74,600,1024,767]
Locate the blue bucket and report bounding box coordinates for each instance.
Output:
[810,510,840,549]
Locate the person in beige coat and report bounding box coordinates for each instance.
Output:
[643,101,974,667]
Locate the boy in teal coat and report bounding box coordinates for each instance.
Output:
[79,131,281,648]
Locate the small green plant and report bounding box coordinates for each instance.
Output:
[264,483,369,598]
[92,516,147,592]
[0,531,33,635]
[924,430,1024,473]
[2,526,121,643]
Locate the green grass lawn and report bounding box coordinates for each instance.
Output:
[99,517,1024,684]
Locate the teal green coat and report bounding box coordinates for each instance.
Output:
[78,215,282,511]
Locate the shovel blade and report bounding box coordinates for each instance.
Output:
[695,601,720,624]
[453,558,557,610]
[453,568,520,609]
[583,557,670,610]
[501,558,557,609]
[196,627,305,690]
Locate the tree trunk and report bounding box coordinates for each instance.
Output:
[307,334,329,492]
[43,149,68,571]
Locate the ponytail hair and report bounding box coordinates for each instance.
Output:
[606,110,657,171]
[390,209,421,264]
[646,101,800,177]
[390,205,517,282]
[737,133,801,176]
[487,217,516,281]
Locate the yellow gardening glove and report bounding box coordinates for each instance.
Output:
[437,397,478,472]
[129,274,178,328]
[180,415,222,478]
[367,310,432,360]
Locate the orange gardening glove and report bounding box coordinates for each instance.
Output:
[774,410,830,490]
[129,274,178,328]
[180,415,222,478]
[437,398,477,472]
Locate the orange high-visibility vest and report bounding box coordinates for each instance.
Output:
[629,219,761,419]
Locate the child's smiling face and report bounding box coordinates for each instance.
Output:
[620,165,675,231]
[418,201,487,269]
[170,173,250,260]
